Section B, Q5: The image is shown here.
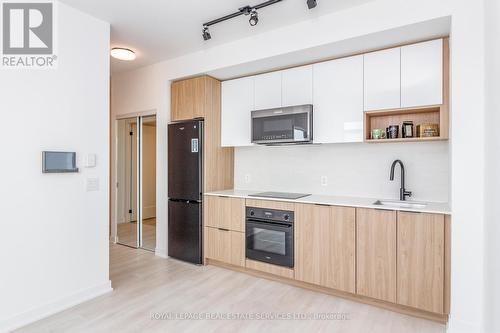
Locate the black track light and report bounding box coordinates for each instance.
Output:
[201,0,285,41]
[307,0,317,9]
[249,9,259,26]
[202,25,211,41]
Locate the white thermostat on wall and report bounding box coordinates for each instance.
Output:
[85,154,97,168]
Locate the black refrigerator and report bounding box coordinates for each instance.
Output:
[168,120,203,264]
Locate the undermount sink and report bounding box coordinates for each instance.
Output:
[373,200,427,209]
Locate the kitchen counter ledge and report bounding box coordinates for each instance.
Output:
[205,189,451,215]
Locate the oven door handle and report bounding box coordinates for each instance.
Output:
[246,219,292,231]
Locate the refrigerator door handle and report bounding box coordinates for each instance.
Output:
[198,121,204,200]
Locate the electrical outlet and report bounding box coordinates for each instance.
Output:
[244,174,252,184]
[320,176,328,187]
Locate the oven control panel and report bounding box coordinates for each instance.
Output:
[245,207,294,223]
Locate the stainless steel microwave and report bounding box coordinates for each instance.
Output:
[251,104,313,144]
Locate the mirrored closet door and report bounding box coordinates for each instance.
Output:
[116,115,156,251]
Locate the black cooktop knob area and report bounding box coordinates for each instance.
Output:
[284,214,289,221]
[250,210,255,216]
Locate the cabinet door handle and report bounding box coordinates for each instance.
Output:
[218,228,230,232]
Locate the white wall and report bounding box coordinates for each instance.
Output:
[116,119,127,223]
[484,0,500,332]
[235,142,449,202]
[111,0,488,331]
[447,1,486,332]
[0,3,111,332]
[111,66,168,255]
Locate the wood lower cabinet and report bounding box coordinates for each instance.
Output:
[356,208,397,303]
[295,204,356,293]
[397,211,445,313]
[205,227,245,267]
[205,226,231,263]
[204,195,450,320]
[204,195,245,232]
[231,232,245,267]
[204,195,245,267]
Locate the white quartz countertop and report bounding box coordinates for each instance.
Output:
[205,189,451,215]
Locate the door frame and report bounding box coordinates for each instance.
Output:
[112,110,156,249]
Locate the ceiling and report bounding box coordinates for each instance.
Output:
[59,0,375,73]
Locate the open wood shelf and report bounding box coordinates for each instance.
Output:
[364,104,449,143]
[365,136,447,143]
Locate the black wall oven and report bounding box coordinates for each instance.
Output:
[245,207,294,268]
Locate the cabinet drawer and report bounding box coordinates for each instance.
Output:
[205,227,245,267]
[204,196,245,232]
[205,227,231,263]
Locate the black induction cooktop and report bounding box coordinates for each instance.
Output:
[248,192,311,200]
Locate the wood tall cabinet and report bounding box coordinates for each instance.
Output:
[295,204,356,293]
[356,208,397,303]
[170,76,234,193]
[397,211,445,313]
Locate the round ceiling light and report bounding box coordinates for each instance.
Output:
[110,48,136,61]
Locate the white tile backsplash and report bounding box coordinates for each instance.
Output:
[234,141,450,202]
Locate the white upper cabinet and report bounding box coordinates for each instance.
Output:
[254,71,282,110]
[401,39,443,108]
[281,65,313,107]
[220,39,445,146]
[221,76,255,147]
[364,47,401,111]
[313,55,364,143]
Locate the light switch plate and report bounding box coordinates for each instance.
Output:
[321,176,328,187]
[86,178,99,191]
[85,154,96,168]
[244,174,252,184]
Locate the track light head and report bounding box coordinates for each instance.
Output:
[249,9,259,26]
[307,0,317,9]
[202,25,211,41]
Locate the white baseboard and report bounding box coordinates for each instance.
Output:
[155,247,167,258]
[0,280,113,333]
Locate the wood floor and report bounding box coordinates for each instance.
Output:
[117,218,156,250]
[16,243,446,333]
